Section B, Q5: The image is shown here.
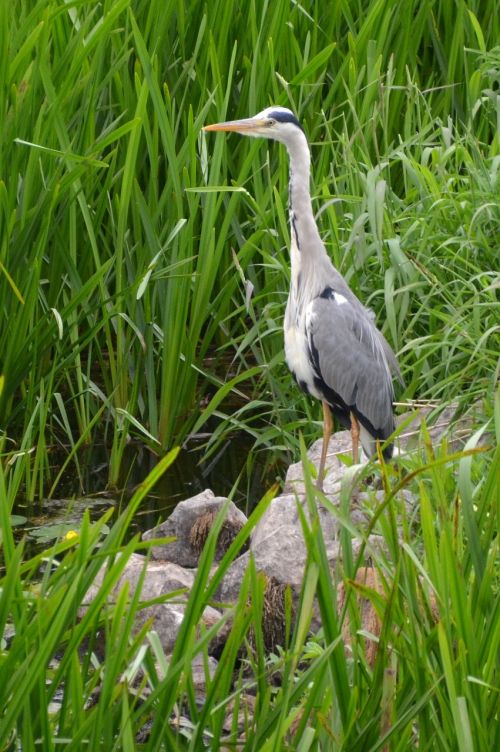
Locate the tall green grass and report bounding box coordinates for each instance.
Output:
[0,0,498,492]
[0,4,499,746]
[0,421,498,749]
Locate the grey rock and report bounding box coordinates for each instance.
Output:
[251,493,340,588]
[137,652,218,701]
[82,553,221,654]
[216,551,251,603]
[142,488,248,566]
[281,404,488,498]
[190,653,218,702]
[396,401,491,453]
[283,433,353,498]
[222,693,256,736]
[127,652,218,708]
[245,435,412,619]
[84,553,196,602]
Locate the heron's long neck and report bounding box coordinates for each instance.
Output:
[286,135,325,266]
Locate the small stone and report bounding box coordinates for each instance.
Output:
[81,552,222,654]
[142,488,248,566]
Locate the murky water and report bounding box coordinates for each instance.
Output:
[13,435,285,554]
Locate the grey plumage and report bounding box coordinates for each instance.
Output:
[204,106,402,483]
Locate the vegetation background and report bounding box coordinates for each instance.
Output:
[0,0,498,749]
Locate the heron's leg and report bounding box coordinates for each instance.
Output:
[350,412,360,464]
[317,401,333,490]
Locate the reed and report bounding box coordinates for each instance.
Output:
[1,0,498,489]
[0,1,498,748]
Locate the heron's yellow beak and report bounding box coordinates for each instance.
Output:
[203,117,268,133]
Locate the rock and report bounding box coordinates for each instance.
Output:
[281,404,489,494]
[222,693,256,736]
[142,488,248,566]
[188,653,219,703]
[218,561,297,654]
[125,653,218,715]
[212,434,405,646]
[243,435,415,644]
[217,551,251,603]
[84,553,196,601]
[396,401,491,453]
[251,494,340,587]
[216,552,298,655]
[82,553,221,654]
[283,432,353,498]
[134,652,218,743]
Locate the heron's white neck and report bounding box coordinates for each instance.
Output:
[285,134,326,268]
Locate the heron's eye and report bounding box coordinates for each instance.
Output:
[267,118,277,127]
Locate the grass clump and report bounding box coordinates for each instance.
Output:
[1,434,498,749]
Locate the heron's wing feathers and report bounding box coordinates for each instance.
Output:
[380,335,404,384]
[363,306,403,384]
[306,293,396,434]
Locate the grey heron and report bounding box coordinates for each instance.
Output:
[204,106,402,489]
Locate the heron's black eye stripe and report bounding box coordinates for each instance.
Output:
[267,109,304,131]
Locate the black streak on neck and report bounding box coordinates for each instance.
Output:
[289,174,301,251]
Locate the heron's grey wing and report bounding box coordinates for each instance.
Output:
[306,294,396,435]
[364,307,403,384]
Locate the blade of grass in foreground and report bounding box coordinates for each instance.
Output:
[0,447,180,748]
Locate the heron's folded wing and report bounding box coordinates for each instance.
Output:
[306,295,396,434]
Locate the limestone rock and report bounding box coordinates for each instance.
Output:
[251,493,340,587]
[142,488,248,566]
[82,552,221,654]
[283,432,353,498]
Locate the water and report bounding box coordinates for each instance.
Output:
[13,435,284,553]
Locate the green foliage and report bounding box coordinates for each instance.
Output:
[1,429,498,749]
[0,1,499,748]
[0,0,498,490]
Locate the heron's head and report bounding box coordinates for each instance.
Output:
[203,106,305,147]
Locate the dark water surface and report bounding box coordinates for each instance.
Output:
[13,435,284,553]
